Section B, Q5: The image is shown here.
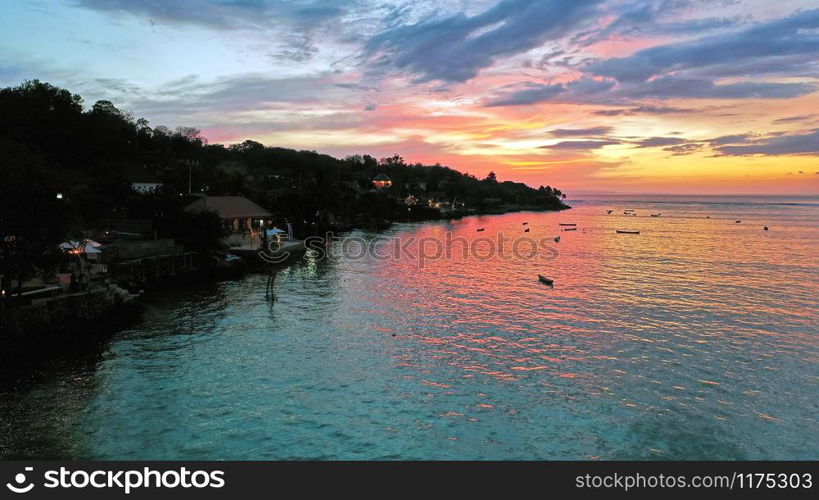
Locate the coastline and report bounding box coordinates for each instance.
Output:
[329,201,571,233]
[4,197,816,460]
[0,201,569,380]
[0,286,144,380]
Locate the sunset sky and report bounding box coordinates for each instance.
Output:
[2,0,819,194]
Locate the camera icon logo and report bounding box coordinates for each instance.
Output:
[6,467,35,494]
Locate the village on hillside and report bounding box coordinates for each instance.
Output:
[0,81,568,372]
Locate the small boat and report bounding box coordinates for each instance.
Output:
[524,228,530,233]
[650,213,661,217]
[563,227,577,231]
[764,226,769,231]
[477,228,485,232]
[616,230,640,234]
[522,222,528,225]
[559,223,577,226]
[554,236,560,243]
[607,210,613,214]
[735,220,741,223]
[538,275,554,286]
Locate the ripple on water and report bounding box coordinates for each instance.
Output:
[1,197,819,459]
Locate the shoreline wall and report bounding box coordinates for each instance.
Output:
[0,286,143,377]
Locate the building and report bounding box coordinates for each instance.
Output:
[372,173,392,189]
[403,181,427,191]
[184,196,272,233]
[128,168,163,193]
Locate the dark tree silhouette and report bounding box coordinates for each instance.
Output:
[0,80,569,277]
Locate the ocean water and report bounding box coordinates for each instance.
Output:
[2,195,818,460]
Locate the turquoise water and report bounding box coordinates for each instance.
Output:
[2,195,818,459]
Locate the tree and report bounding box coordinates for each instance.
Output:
[0,141,74,296]
[153,125,172,137]
[378,154,405,168]
[136,117,151,132]
[175,126,204,142]
[0,80,85,171]
[91,99,123,117]
[0,78,571,272]
[230,140,264,153]
[157,211,225,254]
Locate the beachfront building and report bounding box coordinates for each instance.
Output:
[372,173,392,189]
[184,196,272,234]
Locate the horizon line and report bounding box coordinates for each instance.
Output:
[567,192,819,197]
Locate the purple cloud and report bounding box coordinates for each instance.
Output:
[634,137,687,148]
[594,105,694,116]
[365,0,604,82]
[588,9,819,82]
[539,139,620,150]
[484,77,614,106]
[664,143,704,156]
[549,126,613,137]
[715,129,819,156]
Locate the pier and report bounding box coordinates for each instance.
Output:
[110,251,196,285]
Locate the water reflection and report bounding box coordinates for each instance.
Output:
[1,196,818,459]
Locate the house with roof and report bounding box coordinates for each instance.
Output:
[372,173,392,189]
[128,168,163,193]
[184,196,272,234]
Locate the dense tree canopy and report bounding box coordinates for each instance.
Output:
[0,80,568,285]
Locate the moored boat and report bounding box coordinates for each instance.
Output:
[616,230,640,234]
[558,223,577,226]
[229,240,307,265]
[538,275,554,285]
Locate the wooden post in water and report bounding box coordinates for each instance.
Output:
[265,267,277,301]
